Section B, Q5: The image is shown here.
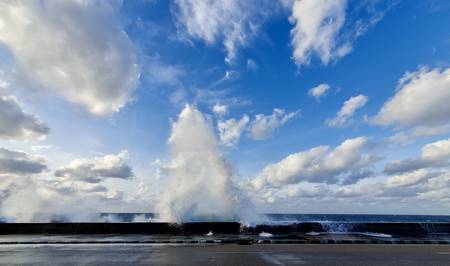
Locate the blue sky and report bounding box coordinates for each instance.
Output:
[1,0,450,220]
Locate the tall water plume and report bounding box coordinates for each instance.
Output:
[156,105,250,223]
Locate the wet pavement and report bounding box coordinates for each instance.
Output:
[0,243,450,265]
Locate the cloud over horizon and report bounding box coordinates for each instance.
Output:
[252,136,378,189]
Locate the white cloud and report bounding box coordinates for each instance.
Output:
[287,0,393,68]
[146,60,185,87]
[289,0,348,67]
[172,0,273,63]
[326,94,368,126]
[217,115,250,147]
[334,179,382,198]
[285,183,329,198]
[30,145,52,152]
[308,83,330,101]
[374,67,450,127]
[0,147,47,176]
[417,188,450,202]
[388,125,450,145]
[249,108,298,140]
[0,0,139,116]
[54,151,133,183]
[0,95,49,140]
[254,182,330,204]
[385,169,432,188]
[427,172,450,190]
[384,138,450,174]
[252,137,377,189]
[417,172,450,201]
[212,103,228,116]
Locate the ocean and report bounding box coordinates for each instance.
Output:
[99,213,450,223]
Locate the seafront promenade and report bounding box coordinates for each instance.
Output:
[0,243,449,265]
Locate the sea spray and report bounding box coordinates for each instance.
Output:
[156,105,253,223]
[0,176,109,222]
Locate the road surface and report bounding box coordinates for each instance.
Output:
[0,244,449,265]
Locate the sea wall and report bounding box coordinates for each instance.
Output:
[0,222,450,236]
[0,222,240,235]
[245,222,450,236]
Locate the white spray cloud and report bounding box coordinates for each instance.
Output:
[156,105,252,222]
[0,148,136,222]
[0,176,127,222]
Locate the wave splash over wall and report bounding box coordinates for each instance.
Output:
[156,105,251,223]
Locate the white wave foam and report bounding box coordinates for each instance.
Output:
[259,231,273,237]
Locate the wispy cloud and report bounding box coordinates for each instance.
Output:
[172,0,276,63]
[327,94,368,126]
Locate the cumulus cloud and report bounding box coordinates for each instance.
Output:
[254,182,330,204]
[388,125,450,145]
[384,138,450,174]
[416,172,450,201]
[217,115,250,147]
[385,169,433,188]
[334,180,382,198]
[418,172,450,201]
[326,94,368,126]
[0,95,49,139]
[249,109,298,140]
[54,151,133,183]
[252,137,378,189]
[0,0,139,116]
[373,67,450,127]
[287,0,393,68]
[308,83,330,101]
[285,183,329,199]
[172,0,274,63]
[0,147,47,176]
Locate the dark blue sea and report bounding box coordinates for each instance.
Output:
[99,213,450,223]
